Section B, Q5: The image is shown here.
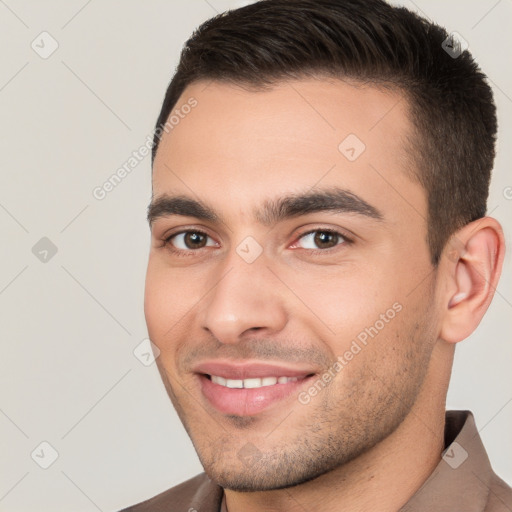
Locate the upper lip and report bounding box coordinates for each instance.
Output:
[192,360,317,380]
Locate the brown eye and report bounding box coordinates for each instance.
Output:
[167,231,216,251]
[295,230,346,250]
[183,232,207,249]
[313,231,339,249]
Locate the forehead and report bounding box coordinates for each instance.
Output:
[152,78,425,226]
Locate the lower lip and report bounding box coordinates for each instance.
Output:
[199,374,312,416]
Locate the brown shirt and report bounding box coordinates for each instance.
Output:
[120,410,512,511]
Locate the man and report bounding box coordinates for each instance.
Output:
[121,0,511,510]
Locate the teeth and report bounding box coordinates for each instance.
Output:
[211,375,227,386]
[210,375,300,389]
[243,378,262,389]
[225,378,243,388]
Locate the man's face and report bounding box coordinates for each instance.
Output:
[145,78,442,490]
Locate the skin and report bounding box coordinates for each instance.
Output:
[145,78,505,512]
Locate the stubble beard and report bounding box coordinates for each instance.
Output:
[158,319,436,492]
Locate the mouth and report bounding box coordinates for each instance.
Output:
[209,374,304,388]
[193,361,317,416]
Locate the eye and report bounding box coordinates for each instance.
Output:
[165,230,217,251]
[292,229,349,251]
[161,227,351,257]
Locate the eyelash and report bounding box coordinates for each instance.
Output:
[161,228,354,258]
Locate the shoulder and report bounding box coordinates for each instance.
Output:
[118,473,223,512]
[485,474,512,511]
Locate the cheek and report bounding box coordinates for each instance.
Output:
[144,263,167,339]
[144,259,188,343]
[284,263,402,344]
[144,267,186,379]
[144,257,212,357]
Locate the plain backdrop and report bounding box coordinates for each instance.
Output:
[0,1,510,511]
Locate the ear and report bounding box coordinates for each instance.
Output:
[439,217,506,344]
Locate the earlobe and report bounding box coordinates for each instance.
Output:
[439,218,505,344]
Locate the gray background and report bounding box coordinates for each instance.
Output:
[0,1,510,511]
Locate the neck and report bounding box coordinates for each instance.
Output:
[224,342,453,512]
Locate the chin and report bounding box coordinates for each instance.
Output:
[200,452,346,493]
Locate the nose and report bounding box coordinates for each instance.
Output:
[197,251,288,344]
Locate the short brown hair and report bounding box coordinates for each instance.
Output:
[152,0,497,266]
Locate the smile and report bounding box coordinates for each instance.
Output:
[192,360,319,416]
[209,375,302,389]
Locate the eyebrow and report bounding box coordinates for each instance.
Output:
[147,187,383,227]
